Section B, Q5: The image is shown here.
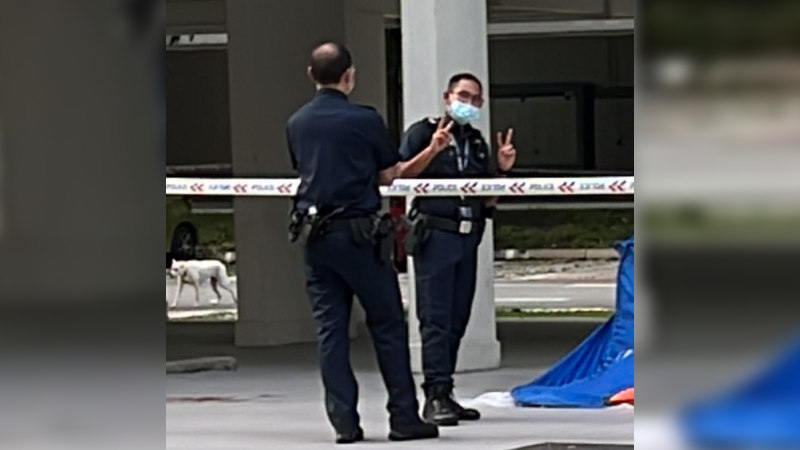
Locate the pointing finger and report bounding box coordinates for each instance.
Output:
[444,121,455,133]
[497,132,504,149]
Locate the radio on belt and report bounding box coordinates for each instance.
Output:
[458,206,473,235]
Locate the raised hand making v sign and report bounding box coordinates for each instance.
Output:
[496,128,517,173]
[430,119,455,154]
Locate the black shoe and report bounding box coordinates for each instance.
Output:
[423,386,460,427]
[447,395,482,421]
[389,419,439,442]
[335,427,364,445]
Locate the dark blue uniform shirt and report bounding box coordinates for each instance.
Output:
[287,89,399,218]
[399,117,495,219]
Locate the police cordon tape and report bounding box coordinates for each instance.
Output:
[166,176,633,197]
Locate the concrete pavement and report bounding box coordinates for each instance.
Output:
[498,281,615,310]
[167,321,634,449]
[401,279,617,310]
[166,277,616,313]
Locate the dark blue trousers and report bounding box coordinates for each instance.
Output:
[304,231,419,433]
[414,229,483,391]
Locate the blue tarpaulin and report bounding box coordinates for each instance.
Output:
[511,237,634,409]
[683,335,800,448]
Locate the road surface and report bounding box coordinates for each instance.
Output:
[166,276,616,313]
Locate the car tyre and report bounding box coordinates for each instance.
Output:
[170,223,197,261]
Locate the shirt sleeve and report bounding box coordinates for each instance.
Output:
[286,125,298,171]
[363,112,400,171]
[399,121,430,162]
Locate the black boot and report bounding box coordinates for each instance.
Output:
[422,385,460,427]
[388,418,439,442]
[446,392,481,421]
[335,427,364,445]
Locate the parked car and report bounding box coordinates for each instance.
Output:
[166,197,234,262]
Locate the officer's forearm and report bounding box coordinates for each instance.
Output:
[397,146,438,179]
[378,165,398,186]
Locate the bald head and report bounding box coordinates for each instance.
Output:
[309,42,353,86]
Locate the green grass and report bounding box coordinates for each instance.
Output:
[168,202,634,253]
[495,210,634,249]
[643,207,800,239]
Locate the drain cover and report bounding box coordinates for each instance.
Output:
[511,444,632,450]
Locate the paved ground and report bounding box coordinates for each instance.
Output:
[494,260,619,283]
[401,279,616,310]
[166,261,619,314]
[166,277,616,312]
[167,322,634,450]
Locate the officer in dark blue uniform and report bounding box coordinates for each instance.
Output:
[287,43,438,445]
[398,73,517,426]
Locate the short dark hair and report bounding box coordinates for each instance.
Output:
[310,42,353,85]
[447,73,483,93]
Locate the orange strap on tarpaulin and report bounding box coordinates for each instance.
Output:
[609,388,634,405]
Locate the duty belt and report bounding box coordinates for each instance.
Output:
[418,214,483,235]
[327,217,371,234]
[327,215,396,263]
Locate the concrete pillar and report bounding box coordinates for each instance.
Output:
[401,0,502,372]
[345,3,392,330]
[345,6,388,118]
[227,0,346,347]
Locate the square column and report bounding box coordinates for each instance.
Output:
[401,0,502,372]
[345,3,394,332]
[227,0,346,346]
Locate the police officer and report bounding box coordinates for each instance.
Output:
[398,73,517,426]
[287,43,438,444]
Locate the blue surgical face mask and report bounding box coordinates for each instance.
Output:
[448,100,481,125]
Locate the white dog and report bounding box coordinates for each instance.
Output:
[168,260,238,309]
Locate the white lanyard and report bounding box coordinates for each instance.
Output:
[454,138,470,173]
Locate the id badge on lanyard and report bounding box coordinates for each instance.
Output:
[454,138,473,234]
[455,138,470,173]
[458,206,474,235]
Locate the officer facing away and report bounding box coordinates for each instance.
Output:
[287,43,439,444]
[398,73,517,426]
